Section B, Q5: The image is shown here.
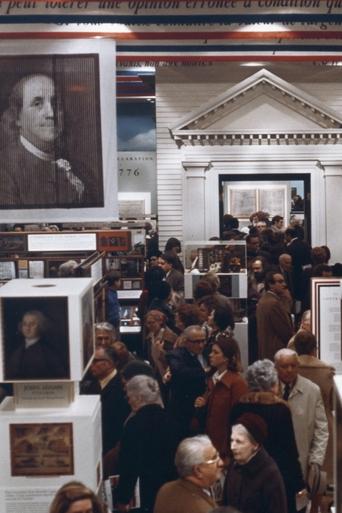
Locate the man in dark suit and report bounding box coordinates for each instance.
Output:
[84,346,130,455]
[284,228,311,309]
[166,325,207,437]
[158,252,184,295]
[0,73,100,208]
[256,271,293,360]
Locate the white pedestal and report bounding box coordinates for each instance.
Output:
[0,395,102,513]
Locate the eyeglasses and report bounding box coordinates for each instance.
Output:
[202,454,221,465]
[188,338,206,344]
[91,358,110,364]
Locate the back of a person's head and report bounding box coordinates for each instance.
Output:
[161,251,178,268]
[293,330,317,356]
[121,359,155,382]
[285,227,297,239]
[153,280,171,301]
[246,359,277,391]
[176,303,202,327]
[165,237,181,252]
[213,302,235,331]
[193,279,215,300]
[311,246,326,266]
[223,214,239,230]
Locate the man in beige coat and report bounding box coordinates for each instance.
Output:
[275,349,328,483]
[154,435,223,513]
[293,330,335,483]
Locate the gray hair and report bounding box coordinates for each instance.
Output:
[246,359,278,391]
[175,435,213,478]
[19,310,49,336]
[58,260,78,277]
[95,322,114,332]
[274,348,298,363]
[183,324,205,340]
[126,375,162,408]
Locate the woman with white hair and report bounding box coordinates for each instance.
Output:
[225,413,287,513]
[115,375,178,513]
[230,359,306,513]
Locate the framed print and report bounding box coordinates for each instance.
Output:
[311,278,342,371]
[258,186,287,218]
[10,422,74,476]
[2,296,70,381]
[118,192,151,219]
[228,187,257,218]
[0,261,16,280]
[0,233,26,253]
[0,39,117,223]
[97,230,132,252]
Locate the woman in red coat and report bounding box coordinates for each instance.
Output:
[195,334,248,461]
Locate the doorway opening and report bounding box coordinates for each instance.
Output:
[219,173,311,243]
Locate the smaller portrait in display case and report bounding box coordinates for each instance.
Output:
[2,296,70,381]
[10,422,74,476]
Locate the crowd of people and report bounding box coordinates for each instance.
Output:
[42,213,338,512]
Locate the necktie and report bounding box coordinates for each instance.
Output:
[283,383,291,401]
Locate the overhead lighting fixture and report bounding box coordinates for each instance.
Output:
[240,62,267,67]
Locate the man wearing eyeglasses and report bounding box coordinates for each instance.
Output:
[154,435,223,513]
[166,325,207,438]
[85,346,130,456]
[256,271,294,360]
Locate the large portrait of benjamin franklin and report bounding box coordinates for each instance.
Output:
[0,54,104,210]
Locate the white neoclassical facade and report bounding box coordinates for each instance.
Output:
[156,64,342,261]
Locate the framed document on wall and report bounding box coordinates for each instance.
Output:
[228,188,257,218]
[258,186,286,218]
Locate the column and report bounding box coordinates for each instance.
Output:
[182,161,212,241]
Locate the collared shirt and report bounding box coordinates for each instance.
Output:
[99,368,117,390]
[212,369,227,385]
[20,135,54,161]
[24,337,40,349]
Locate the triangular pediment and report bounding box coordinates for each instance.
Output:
[171,69,342,147]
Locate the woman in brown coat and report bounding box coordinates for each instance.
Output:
[195,334,248,460]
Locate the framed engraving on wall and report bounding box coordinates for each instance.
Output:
[0,39,117,223]
[10,422,74,476]
[229,188,257,218]
[0,261,16,280]
[258,186,286,218]
[2,296,70,381]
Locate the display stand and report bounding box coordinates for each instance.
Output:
[0,279,102,512]
[183,240,248,370]
[333,375,342,513]
[311,278,342,373]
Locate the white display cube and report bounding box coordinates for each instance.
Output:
[0,278,95,382]
[0,394,102,513]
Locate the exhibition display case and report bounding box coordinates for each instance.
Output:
[183,240,248,368]
[0,395,102,513]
